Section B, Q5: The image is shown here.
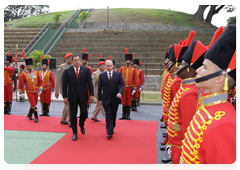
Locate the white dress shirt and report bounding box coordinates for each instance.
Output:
[107,70,113,80]
[74,66,80,74]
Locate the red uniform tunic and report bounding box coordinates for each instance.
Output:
[180,91,236,164]
[161,69,170,100]
[167,77,199,164]
[86,65,93,106]
[18,70,43,107]
[162,71,181,123]
[39,70,55,104]
[119,66,137,106]
[4,67,15,102]
[134,69,144,99]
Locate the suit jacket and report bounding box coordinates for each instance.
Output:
[62,65,93,103]
[55,62,71,96]
[98,70,124,106]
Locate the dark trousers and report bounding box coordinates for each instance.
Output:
[103,103,119,135]
[69,96,88,135]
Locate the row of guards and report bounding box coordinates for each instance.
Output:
[4,47,145,123]
[159,25,236,164]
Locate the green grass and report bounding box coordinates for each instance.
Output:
[140,92,162,103]
[110,8,197,26]
[6,10,75,28]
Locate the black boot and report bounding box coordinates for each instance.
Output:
[27,107,34,120]
[33,107,39,123]
[45,103,50,116]
[126,106,131,120]
[40,103,46,116]
[137,96,140,106]
[131,100,137,111]
[8,101,12,115]
[4,102,9,114]
[119,106,127,119]
[162,161,172,169]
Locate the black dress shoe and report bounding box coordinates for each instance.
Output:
[161,158,171,163]
[72,134,77,141]
[160,145,166,151]
[162,161,172,169]
[162,132,167,137]
[161,141,167,145]
[107,134,112,140]
[60,121,69,125]
[160,124,166,128]
[91,118,100,122]
[81,127,85,134]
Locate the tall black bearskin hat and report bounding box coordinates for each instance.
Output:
[169,30,195,65]
[41,54,49,66]
[124,48,134,61]
[182,26,225,70]
[82,47,90,61]
[204,25,236,71]
[20,63,25,69]
[22,51,33,66]
[99,54,106,62]
[6,55,14,63]
[133,59,140,65]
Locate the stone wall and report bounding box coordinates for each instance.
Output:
[67,22,216,33]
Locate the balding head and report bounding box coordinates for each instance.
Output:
[105,60,113,72]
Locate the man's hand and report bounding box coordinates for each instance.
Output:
[90,95,94,103]
[98,100,102,105]
[64,98,68,105]
[116,93,122,98]
[55,92,59,99]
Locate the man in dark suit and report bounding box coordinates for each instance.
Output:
[62,54,94,141]
[98,60,124,139]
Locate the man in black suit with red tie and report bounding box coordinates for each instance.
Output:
[98,60,124,139]
[62,54,94,141]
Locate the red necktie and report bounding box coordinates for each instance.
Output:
[109,72,112,83]
[76,68,79,78]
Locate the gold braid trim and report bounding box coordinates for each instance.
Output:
[181,107,226,164]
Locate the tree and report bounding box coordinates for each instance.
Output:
[28,50,51,69]
[76,11,91,28]
[4,5,49,22]
[225,5,236,25]
[205,5,225,23]
[52,12,63,28]
[194,5,209,20]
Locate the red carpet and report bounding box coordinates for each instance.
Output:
[4,115,158,164]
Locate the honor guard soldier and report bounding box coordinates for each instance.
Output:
[91,60,106,122]
[180,25,236,164]
[119,48,137,120]
[39,56,55,116]
[17,64,26,102]
[4,53,15,114]
[109,56,118,71]
[161,31,195,163]
[81,48,93,117]
[131,59,144,111]
[18,51,43,123]
[160,46,172,122]
[55,53,72,125]
[166,27,224,164]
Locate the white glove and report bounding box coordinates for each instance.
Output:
[139,86,143,92]
[38,89,42,96]
[132,90,136,96]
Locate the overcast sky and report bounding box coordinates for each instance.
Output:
[46,1,237,27]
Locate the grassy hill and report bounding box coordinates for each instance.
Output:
[5,10,76,28]
[87,8,217,29]
[5,8,217,29]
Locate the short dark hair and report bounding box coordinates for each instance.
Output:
[72,54,79,60]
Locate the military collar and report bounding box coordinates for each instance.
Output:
[198,91,228,108]
[170,71,178,78]
[182,77,196,86]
